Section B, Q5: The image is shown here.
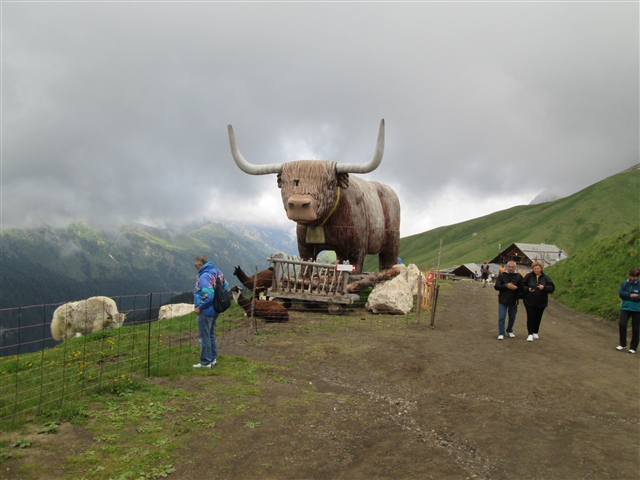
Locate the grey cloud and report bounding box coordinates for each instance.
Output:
[2,2,637,232]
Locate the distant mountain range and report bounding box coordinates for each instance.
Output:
[0,221,297,308]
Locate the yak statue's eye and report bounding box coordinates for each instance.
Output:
[327,180,336,190]
[293,180,300,187]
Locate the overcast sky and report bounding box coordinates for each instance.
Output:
[2,1,637,238]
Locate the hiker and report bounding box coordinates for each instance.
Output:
[522,261,555,342]
[616,268,640,354]
[494,261,523,340]
[193,255,228,368]
[480,260,490,288]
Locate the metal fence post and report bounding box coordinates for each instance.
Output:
[147,293,153,378]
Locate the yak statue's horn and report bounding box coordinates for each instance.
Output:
[336,119,385,174]
[228,125,283,175]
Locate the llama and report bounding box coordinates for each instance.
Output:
[230,286,289,323]
[233,266,275,296]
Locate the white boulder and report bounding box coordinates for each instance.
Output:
[365,265,414,315]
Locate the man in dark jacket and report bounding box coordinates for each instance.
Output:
[494,261,523,340]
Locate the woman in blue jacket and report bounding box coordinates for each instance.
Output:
[193,255,228,368]
[616,268,640,354]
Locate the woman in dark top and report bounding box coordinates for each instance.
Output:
[522,261,555,342]
[616,268,640,354]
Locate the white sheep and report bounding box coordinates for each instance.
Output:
[50,296,127,341]
[158,303,194,320]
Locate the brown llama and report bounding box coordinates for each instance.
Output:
[230,286,289,323]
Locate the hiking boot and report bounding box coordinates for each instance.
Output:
[616,345,627,351]
[498,335,504,340]
[527,335,534,342]
[508,332,516,338]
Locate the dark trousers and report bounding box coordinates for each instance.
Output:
[524,304,546,335]
[619,310,640,351]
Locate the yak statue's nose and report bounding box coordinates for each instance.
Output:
[286,195,318,223]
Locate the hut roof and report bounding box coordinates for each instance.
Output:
[490,243,568,268]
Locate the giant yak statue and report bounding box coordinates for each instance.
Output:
[228,119,400,273]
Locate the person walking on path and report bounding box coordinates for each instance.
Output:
[480,261,490,288]
[494,261,523,340]
[616,268,640,354]
[193,255,229,368]
[522,261,555,342]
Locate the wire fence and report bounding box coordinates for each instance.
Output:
[0,291,258,423]
[0,285,435,423]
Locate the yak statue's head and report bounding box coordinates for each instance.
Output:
[228,120,385,227]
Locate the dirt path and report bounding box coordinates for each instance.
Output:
[177,280,639,479]
[4,281,638,479]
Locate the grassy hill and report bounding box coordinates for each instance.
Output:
[545,228,640,321]
[373,166,639,271]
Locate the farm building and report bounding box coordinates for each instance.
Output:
[450,263,500,279]
[490,243,568,269]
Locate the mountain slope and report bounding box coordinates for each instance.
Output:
[0,221,277,308]
[545,227,640,320]
[383,166,639,270]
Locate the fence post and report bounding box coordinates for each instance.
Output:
[147,293,153,378]
[251,267,258,334]
[430,239,443,329]
[37,305,47,415]
[415,274,422,323]
[12,308,22,421]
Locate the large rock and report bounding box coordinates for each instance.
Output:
[365,265,414,315]
[158,303,194,320]
[404,263,423,295]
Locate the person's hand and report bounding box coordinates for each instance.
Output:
[194,307,201,314]
[529,288,535,292]
[538,284,545,290]
[631,293,639,298]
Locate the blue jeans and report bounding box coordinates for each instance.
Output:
[498,303,518,336]
[197,313,218,365]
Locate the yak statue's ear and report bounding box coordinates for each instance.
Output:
[277,172,283,188]
[337,172,350,189]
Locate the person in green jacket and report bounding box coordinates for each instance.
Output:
[616,268,640,354]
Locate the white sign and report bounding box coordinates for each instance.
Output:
[335,264,356,272]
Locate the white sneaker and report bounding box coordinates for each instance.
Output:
[498,335,504,340]
[527,335,534,342]
[616,345,626,351]
[508,332,516,338]
[193,363,212,368]
[630,350,636,354]
[532,333,539,339]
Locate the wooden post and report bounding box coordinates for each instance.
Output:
[430,239,443,328]
[415,272,422,323]
[251,266,258,334]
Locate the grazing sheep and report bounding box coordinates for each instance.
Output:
[230,286,289,323]
[233,266,275,296]
[51,296,127,341]
[158,303,194,320]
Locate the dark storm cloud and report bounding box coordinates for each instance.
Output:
[1,2,637,235]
